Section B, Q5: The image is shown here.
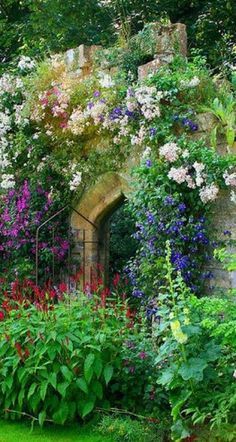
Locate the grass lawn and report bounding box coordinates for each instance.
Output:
[0,419,114,442]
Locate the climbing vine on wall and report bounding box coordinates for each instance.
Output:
[0,29,236,285]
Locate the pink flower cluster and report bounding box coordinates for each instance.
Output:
[168,166,188,184]
[224,170,236,187]
[159,142,180,162]
[199,183,219,203]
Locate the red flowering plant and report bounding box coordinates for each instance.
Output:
[0,290,134,425]
[0,277,69,320]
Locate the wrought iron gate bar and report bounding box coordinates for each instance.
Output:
[35,205,98,286]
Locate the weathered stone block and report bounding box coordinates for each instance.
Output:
[64,44,101,75]
[147,22,187,57]
[138,55,173,80]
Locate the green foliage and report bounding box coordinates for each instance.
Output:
[1,0,236,73]
[0,295,131,425]
[109,204,137,275]
[151,244,236,440]
[203,92,236,150]
[97,415,167,442]
[0,418,114,442]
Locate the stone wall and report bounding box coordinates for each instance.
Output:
[66,22,234,291]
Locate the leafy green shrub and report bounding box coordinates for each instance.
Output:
[97,415,167,442]
[0,294,131,425]
[152,244,236,440]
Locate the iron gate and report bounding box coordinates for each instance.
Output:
[35,205,99,289]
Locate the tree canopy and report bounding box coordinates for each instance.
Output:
[0,1,236,70]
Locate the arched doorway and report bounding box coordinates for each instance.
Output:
[71,172,131,288]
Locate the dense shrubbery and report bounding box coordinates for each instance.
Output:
[0,293,134,425]
[0,254,235,440]
[1,1,235,73]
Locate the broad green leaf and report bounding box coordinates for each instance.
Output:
[92,380,103,400]
[76,377,88,394]
[61,365,73,381]
[84,354,95,384]
[53,402,69,425]
[40,380,48,401]
[226,127,235,146]
[84,353,95,373]
[179,358,208,381]
[157,367,175,386]
[93,358,103,378]
[57,382,68,398]
[48,372,57,389]
[38,410,46,427]
[47,346,57,361]
[81,400,95,418]
[103,365,113,385]
[171,390,192,421]
[5,376,13,390]
[84,365,93,384]
[31,391,41,413]
[18,388,25,408]
[171,419,190,441]
[28,382,37,400]
[210,126,217,149]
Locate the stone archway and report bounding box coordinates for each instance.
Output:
[71,172,131,287]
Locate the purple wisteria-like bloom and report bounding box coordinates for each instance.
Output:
[109,107,123,120]
[132,289,144,298]
[93,90,100,97]
[125,109,135,118]
[145,159,152,168]
[171,251,190,271]
[178,203,186,212]
[164,195,175,206]
[146,211,155,225]
[182,118,198,132]
[149,127,157,136]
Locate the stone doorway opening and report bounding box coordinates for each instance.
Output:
[71,172,135,288]
[98,199,137,286]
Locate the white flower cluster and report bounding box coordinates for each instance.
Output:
[14,103,29,127]
[161,141,219,204]
[180,76,200,88]
[224,170,236,187]
[193,161,205,187]
[131,126,146,146]
[0,110,11,137]
[0,74,24,96]
[127,86,162,121]
[99,73,114,88]
[86,101,107,125]
[17,56,36,71]
[159,142,180,162]
[141,146,152,160]
[0,173,15,189]
[199,183,219,203]
[69,170,82,191]
[230,190,236,204]
[168,166,188,184]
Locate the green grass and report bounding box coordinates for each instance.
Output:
[0,419,114,442]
